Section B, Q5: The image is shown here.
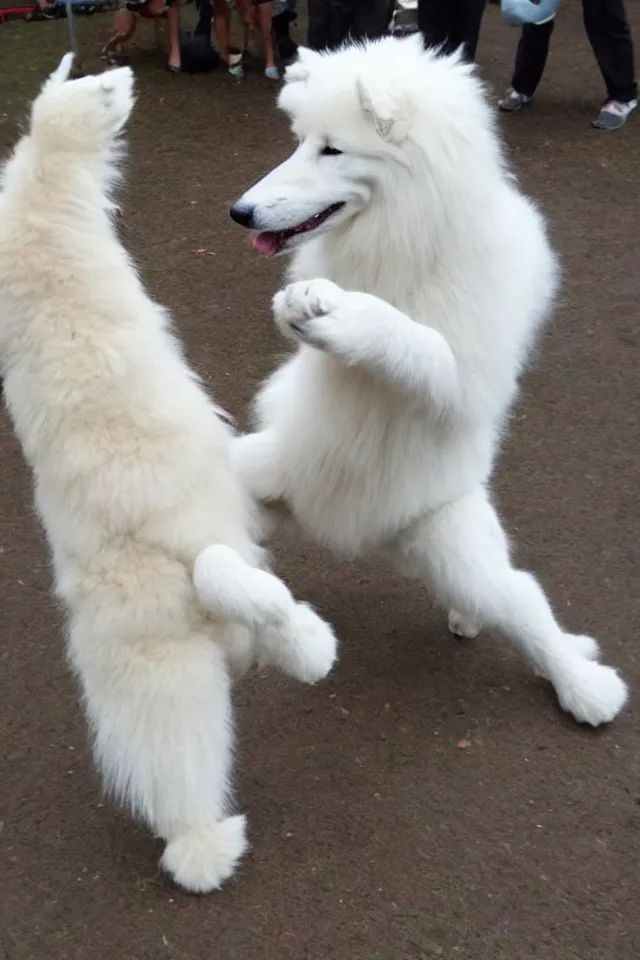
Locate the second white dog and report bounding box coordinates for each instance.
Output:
[0,57,337,893]
[229,36,628,727]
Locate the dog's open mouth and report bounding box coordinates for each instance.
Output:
[252,203,345,257]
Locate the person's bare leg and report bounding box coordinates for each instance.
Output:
[102,9,137,60]
[213,0,244,75]
[254,0,278,76]
[212,0,231,59]
[234,0,253,53]
[165,0,185,70]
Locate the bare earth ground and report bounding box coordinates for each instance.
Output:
[1,4,640,958]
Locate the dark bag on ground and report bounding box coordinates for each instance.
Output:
[180,0,218,72]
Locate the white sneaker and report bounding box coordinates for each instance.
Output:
[498,88,532,113]
[592,98,637,130]
[228,52,244,80]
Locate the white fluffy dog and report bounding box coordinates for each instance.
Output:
[0,56,337,893]
[229,35,628,727]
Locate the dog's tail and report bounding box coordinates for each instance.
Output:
[193,544,338,684]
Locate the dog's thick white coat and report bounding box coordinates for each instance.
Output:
[232,36,628,727]
[0,56,337,893]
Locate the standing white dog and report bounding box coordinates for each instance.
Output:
[229,35,628,727]
[0,56,337,893]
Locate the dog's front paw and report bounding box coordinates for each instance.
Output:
[273,278,345,350]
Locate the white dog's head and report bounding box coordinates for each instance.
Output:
[0,55,135,203]
[230,35,499,257]
[32,55,135,159]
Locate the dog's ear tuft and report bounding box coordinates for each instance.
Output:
[284,45,323,84]
[356,74,412,143]
[46,53,75,88]
[297,46,322,66]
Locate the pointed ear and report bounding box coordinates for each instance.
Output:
[46,52,75,87]
[297,46,322,65]
[356,74,412,143]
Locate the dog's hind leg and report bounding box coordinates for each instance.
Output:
[390,486,628,727]
[194,544,338,684]
[69,614,247,893]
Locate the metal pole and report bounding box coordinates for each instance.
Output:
[65,0,77,56]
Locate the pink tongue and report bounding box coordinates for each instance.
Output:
[252,232,279,257]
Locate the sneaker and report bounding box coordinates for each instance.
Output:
[498,88,532,112]
[228,53,244,80]
[592,98,637,131]
[264,65,280,81]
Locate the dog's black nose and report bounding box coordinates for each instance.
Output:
[229,202,255,228]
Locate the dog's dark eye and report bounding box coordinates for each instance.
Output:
[320,145,343,157]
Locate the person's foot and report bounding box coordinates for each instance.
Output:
[498,88,532,113]
[592,99,637,131]
[264,65,280,81]
[227,52,244,80]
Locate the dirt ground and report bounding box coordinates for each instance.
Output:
[1,4,640,959]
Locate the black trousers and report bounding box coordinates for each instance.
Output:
[307,0,394,50]
[512,0,637,103]
[417,0,487,62]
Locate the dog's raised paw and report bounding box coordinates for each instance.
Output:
[273,278,343,345]
[160,816,249,894]
[194,543,295,629]
[273,601,338,683]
